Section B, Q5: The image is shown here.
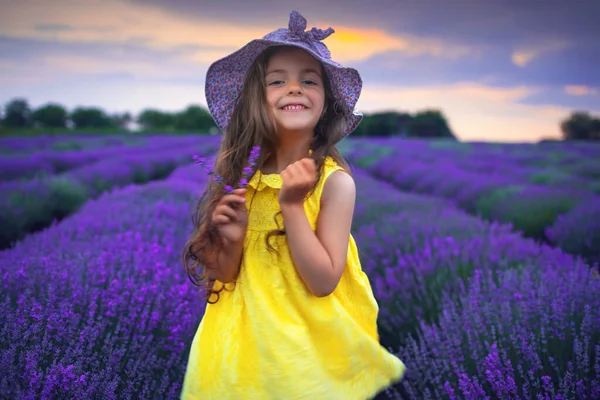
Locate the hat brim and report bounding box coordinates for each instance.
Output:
[204,39,363,139]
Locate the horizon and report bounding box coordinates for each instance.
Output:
[1,0,599,142]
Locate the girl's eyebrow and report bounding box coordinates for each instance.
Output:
[266,68,321,77]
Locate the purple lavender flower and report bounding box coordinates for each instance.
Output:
[387,262,600,399]
[1,140,220,250]
[1,164,212,398]
[194,145,261,194]
[546,198,600,265]
[342,138,600,259]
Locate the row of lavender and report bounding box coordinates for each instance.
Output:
[2,151,598,398]
[0,135,213,182]
[1,164,210,398]
[341,138,600,264]
[365,138,600,183]
[0,135,220,249]
[0,133,165,155]
[351,168,599,398]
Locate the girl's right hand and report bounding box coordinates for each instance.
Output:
[211,188,248,244]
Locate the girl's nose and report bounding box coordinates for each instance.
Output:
[287,82,303,95]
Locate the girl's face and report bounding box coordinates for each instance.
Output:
[265,48,325,137]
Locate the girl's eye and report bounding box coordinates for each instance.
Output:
[268,80,318,86]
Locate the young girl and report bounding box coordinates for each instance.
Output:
[181,10,406,400]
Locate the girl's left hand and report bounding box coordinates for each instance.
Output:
[279,158,317,206]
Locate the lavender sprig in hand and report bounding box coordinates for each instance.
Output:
[193,145,261,194]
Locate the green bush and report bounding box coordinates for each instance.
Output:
[476,186,581,239]
[48,177,89,219]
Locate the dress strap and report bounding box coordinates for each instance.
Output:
[322,156,346,180]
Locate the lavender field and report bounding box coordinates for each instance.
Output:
[1,134,599,399]
[0,135,221,250]
[341,138,600,266]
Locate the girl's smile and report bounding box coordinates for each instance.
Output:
[280,103,308,112]
[265,47,325,135]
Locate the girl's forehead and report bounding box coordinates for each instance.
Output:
[266,51,321,75]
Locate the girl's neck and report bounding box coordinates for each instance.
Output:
[262,136,312,174]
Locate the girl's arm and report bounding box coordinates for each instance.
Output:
[281,170,355,297]
[204,188,247,283]
[205,237,244,283]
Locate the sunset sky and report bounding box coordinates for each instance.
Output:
[1,0,599,142]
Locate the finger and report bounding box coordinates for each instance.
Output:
[221,193,246,205]
[302,158,316,175]
[301,157,313,168]
[213,214,232,225]
[280,167,290,183]
[232,188,246,195]
[296,161,311,182]
[287,163,299,180]
[214,204,238,221]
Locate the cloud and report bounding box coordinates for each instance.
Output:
[564,85,598,96]
[0,0,265,56]
[0,0,476,67]
[323,27,476,63]
[33,24,74,32]
[511,39,571,67]
[0,35,207,87]
[122,0,600,50]
[39,54,165,77]
[0,59,56,85]
[2,0,599,143]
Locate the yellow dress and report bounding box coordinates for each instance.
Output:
[181,156,405,400]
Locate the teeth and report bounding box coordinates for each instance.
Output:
[282,105,305,110]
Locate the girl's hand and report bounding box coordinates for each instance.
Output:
[211,188,248,244]
[279,158,317,207]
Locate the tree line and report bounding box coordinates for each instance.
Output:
[1,97,598,140]
[559,111,600,141]
[0,98,456,139]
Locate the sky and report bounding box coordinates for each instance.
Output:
[1,0,599,142]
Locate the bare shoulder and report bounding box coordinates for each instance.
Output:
[321,169,356,205]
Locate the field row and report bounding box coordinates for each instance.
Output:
[0,137,220,249]
[2,156,598,399]
[0,134,185,156]
[0,135,217,182]
[341,138,600,264]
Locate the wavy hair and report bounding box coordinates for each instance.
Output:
[181,45,353,303]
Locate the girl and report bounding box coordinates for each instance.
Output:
[181,10,406,400]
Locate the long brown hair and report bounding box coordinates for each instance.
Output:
[181,45,353,303]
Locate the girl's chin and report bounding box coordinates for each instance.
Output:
[274,117,318,132]
[275,123,318,134]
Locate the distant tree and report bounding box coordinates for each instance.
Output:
[2,98,32,128]
[137,109,176,131]
[406,109,455,139]
[109,112,133,130]
[593,118,600,140]
[560,111,600,140]
[539,137,561,143]
[31,103,68,128]
[70,107,114,129]
[353,111,412,137]
[173,105,216,132]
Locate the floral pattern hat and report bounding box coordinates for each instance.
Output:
[204,10,363,138]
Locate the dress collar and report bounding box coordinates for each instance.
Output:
[247,152,336,191]
[247,170,282,191]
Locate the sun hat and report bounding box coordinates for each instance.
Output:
[204,10,363,138]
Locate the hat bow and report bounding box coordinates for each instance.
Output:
[288,10,334,59]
